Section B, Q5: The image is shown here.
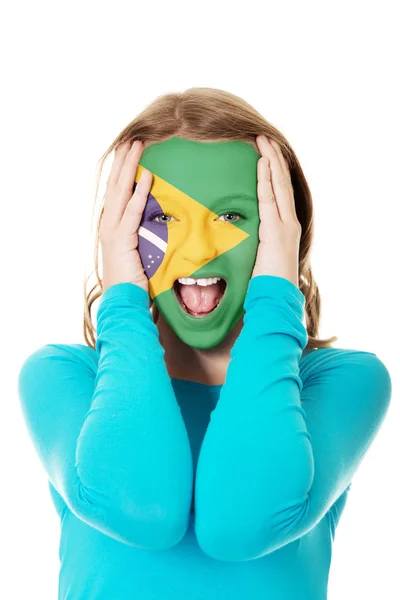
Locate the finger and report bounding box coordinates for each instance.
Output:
[257,157,282,228]
[103,140,143,227]
[117,140,145,192]
[270,139,290,179]
[106,141,131,189]
[269,139,297,221]
[120,169,153,235]
[256,136,295,223]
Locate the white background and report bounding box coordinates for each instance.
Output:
[2,1,398,598]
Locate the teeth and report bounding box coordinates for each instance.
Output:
[178,277,221,286]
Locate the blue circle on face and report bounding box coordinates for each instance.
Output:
[135,182,169,280]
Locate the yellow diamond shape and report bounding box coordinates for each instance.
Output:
[135,164,249,298]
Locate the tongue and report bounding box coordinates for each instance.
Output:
[179,282,223,314]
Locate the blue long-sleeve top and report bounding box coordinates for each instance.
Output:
[17,275,392,599]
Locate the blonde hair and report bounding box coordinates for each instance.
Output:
[83,87,338,351]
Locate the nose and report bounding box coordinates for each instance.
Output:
[180,226,219,267]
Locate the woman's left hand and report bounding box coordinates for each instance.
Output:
[251,135,301,289]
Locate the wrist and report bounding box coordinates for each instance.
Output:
[251,269,299,289]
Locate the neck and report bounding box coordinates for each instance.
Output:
[156,313,244,386]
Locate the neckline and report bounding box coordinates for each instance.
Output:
[170,348,316,392]
[171,377,223,391]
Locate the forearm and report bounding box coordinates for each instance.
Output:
[76,282,193,548]
[194,275,312,560]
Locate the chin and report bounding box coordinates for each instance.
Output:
[175,328,230,351]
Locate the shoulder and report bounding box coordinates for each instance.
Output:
[299,346,392,405]
[300,346,390,374]
[18,343,99,382]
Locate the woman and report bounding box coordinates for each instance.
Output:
[18,87,392,599]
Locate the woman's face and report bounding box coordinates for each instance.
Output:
[135,136,260,350]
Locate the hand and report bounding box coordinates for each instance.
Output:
[251,135,301,288]
[100,140,153,293]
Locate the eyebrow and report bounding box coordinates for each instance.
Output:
[215,193,255,203]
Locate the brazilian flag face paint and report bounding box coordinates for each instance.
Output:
[134,136,260,350]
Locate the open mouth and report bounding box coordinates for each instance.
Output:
[173,278,228,319]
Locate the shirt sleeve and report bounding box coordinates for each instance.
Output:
[17,282,193,550]
[194,275,392,561]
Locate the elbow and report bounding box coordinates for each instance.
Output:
[195,517,303,562]
[195,525,278,562]
[71,487,189,550]
[113,511,189,550]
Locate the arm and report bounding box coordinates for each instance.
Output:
[194,275,391,561]
[18,282,193,550]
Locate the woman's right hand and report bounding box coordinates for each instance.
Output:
[100,140,153,294]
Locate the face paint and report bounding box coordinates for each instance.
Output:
[134,136,260,350]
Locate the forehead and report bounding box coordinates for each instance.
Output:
[139,136,260,203]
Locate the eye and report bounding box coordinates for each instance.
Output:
[148,210,245,223]
[216,212,245,223]
[148,211,177,223]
